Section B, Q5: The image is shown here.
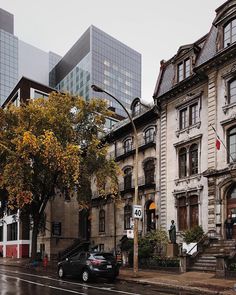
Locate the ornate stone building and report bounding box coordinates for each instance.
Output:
[153,0,236,240]
[90,98,159,253]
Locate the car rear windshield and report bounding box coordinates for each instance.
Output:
[93,253,115,260]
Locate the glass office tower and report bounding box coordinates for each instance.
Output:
[0,8,61,106]
[50,25,141,118]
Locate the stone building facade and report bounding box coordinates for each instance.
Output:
[90,99,159,254]
[153,0,236,240]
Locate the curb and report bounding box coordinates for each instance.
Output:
[0,262,234,295]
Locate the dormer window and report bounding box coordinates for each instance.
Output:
[133,101,141,117]
[224,19,236,48]
[177,58,190,82]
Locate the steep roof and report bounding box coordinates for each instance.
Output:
[153,0,236,101]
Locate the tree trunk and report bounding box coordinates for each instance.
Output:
[31,217,39,261]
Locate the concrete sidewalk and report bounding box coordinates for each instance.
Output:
[0,258,236,294]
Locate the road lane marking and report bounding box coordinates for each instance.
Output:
[0,274,86,294]
[0,269,141,295]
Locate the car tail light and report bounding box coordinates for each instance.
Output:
[90,259,102,266]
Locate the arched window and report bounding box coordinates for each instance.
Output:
[124,168,132,190]
[146,201,156,231]
[227,126,236,162]
[189,144,198,175]
[99,209,105,232]
[229,79,236,104]
[124,205,132,230]
[123,138,132,153]
[144,128,155,144]
[144,160,155,184]
[224,19,236,48]
[179,147,187,178]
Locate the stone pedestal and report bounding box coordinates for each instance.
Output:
[166,243,179,257]
[179,254,188,273]
[215,254,227,278]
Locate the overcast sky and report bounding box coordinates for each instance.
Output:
[0,0,225,102]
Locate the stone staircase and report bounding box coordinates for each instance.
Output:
[190,239,236,272]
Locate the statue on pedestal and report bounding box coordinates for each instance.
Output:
[169,220,176,244]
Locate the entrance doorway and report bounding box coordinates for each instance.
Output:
[146,201,156,232]
[226,185,236,239]
[79,209,90,240]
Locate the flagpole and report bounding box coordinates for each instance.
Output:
[210,124,234,162]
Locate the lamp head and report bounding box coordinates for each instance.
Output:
[91,84,104,93]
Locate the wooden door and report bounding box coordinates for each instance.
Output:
[226,185,236,239]
[227,203,236,240]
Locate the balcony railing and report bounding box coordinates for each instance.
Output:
[109,135,156,160]
[119,175,156,192]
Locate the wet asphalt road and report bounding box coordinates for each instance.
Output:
[0,265,197,295]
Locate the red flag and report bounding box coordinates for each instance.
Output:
[216,138,221,150]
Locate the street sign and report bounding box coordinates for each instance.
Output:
[133,205,142,219]
[127,229,134,239]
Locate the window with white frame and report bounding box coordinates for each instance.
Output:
[227,126,236,162]
[178,143,199,179]
[228,78,236,104]
[224,19,236,48]
[177,58,191,82]
[7,222,17,241]
[178,101,199,131]
[177,195,199,231]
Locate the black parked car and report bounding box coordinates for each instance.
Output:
[57,251,120,282]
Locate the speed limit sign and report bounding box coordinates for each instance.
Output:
[133,205,142,219]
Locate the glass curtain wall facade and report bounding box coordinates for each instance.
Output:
[0,29,18,104]
[91,26,141,117]
[50,25,141,118]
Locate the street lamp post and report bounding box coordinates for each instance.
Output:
[91,85,139,276]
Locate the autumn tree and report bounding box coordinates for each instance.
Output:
[0,92,119,259]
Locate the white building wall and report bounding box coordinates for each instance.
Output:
[164,83,210,234]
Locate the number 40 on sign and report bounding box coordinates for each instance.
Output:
[133,205,142,219]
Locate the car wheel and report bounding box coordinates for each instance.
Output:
[108,275,117,283]
[58,266,64,278]
[81,269,90,282]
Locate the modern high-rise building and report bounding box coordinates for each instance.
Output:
[0,8,61,106]
[50,25,141,119]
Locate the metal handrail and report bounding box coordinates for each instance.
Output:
[185,230,212,254]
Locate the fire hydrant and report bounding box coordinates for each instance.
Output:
[43,254,48,269]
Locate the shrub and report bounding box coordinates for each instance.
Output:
[152,256,180,267]
[182,225,204,244]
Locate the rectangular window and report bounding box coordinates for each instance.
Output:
[179,108,187,130]
[185,59,190,78]
[178,198,187,231]
[189,103,198,126]
[179,151,187,178]
[189,196,199,228]
[179,102,199,130]
[177,58,191,82]
[34,90,49,99]
[7,222,17,241]
[177,63,183,82]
